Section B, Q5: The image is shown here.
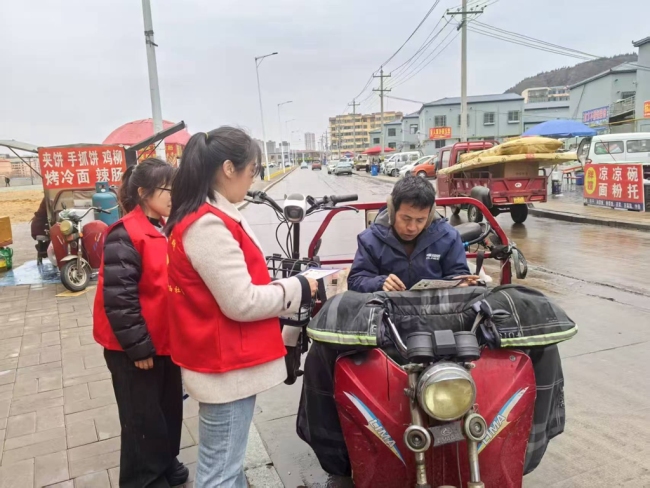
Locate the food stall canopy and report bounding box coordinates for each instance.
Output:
[361,146,396,156]
[0,140,40,154]
[522,120,597,138]
[103,119,191,146]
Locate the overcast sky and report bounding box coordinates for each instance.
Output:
[1,0,648,149]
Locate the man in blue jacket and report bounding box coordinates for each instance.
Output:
[348,175,471,292]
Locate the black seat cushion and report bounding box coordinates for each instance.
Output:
[454,222,483,242]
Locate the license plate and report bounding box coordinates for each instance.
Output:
[429,421,464,447]
[513,196,525,204]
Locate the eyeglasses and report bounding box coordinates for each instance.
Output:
[156,187,171,193]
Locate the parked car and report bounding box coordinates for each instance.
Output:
[300,161,308,169]
[398,162,417,178]
[384,151,423,177]
[312,162,322,170]
[411,155,437,178]
[578,132,650,165]
[334,160,353,175]
[327,160,339,174]
[284,161,292,167]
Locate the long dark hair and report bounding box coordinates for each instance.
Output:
[119,158,175,213]
[165,126,261,234]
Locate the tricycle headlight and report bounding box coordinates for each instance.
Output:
[416,362,476,421]
[59,220,74,236]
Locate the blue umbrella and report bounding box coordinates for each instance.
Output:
[522,119,596,138]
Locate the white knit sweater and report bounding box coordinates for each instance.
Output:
[181,193,303,404]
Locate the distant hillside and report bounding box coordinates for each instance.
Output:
[505,54,638,94]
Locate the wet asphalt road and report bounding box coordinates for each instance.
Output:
[242,168,650,488]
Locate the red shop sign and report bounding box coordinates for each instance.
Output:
[583,163,645,211]
[39,146,127,190]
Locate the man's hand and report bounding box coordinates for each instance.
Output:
[383,274,406,292]
[453,275,480,287]
[134,358,154,370]
[306,278,319,296]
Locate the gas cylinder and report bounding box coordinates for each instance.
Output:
[92,182,120,225]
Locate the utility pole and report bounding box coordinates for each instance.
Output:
[142,0,166,160]
[448,2,483,142]
[373,67,391,158]
[254,52,278,180]
[324,131,329,161]
[348,99,360,156]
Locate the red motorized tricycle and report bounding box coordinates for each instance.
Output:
[246,190,552,488]
[0,122,187,291]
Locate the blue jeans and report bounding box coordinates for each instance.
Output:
[196,396,256,488]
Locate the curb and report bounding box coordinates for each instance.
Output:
[237,167,296,211]
[529,207,650,232]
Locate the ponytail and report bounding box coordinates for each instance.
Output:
[119,158,175,214]
[166,127,261,235]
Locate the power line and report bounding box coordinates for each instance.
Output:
[381,0,442,67]
[469,21,650,72]
[388,26,459,90]
[389,17,450,77]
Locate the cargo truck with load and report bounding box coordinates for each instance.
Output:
[435,137,578,223]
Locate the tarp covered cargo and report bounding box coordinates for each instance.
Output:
[458,136,563,163]
[437,151,578,176]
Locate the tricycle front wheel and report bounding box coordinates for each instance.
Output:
[60,260,91,292]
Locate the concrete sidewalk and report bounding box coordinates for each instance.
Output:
[530,198,650,231]
[0,170,295,488]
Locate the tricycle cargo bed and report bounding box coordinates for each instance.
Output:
[450,176,547,204]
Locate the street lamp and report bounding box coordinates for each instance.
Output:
[291,130,301,164]
[285,119,296,165]
[278,101,292,173]
[255,51,278,180]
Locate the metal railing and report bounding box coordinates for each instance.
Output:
[610,96,636,117]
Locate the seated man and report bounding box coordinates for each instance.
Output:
[298,177,474,477]
[348,175,470,293]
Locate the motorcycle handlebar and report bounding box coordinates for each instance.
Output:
[329,194,358,204]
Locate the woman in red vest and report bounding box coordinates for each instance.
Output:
[93,159,188,488]
[165,127,317,488]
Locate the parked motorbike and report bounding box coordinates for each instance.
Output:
[246,191,532,487]
[49,207,110,291]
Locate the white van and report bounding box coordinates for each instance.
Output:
[581,133,650,165]
[384,151,423,177]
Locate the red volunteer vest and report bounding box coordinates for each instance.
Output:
[167,203,286,374]
[93,206,170,356]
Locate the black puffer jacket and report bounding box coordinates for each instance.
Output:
[101,222,159,360]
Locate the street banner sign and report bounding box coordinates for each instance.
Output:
[429,127,452,140]
[582,106,609,126]
[39,145,127,190]
[584,163,645,211]
[644,101,650,118]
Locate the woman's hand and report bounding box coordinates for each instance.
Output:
[307,278,319,296]
[134,358,154,370]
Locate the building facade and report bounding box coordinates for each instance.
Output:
[383,120,403,150]
[522,86,570,103]
[523,101,571,132]
[305,132,316,151]
[328,111,403,154]
[401,113,420,151]
[633,37,650,133]
[418,94,524,155]
[569,64,638,133]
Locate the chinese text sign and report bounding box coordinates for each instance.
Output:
[644,101,650,119]
[39,146,126,190]
[582,106,609,125]
[583,163,645,211]
[429,127,452,140]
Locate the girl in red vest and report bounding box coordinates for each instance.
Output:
[165,127,317,488]
[93,159,188,488]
